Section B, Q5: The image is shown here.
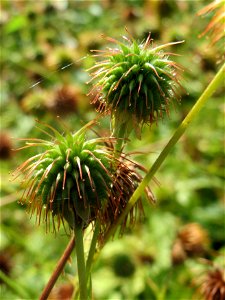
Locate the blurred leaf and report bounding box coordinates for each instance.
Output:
[5,15,27,33]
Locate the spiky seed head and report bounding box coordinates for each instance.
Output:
[112,253,136,278]
[12,120,117,232]
[12,120,155,234]
[88,33,184,137]
[171,239,187,265]
[171,222,209,265]
[198,0,225,45]
[199,268,225,300]
[0,132,13,160]
[177,223,208,257]
[108,157,156,234]
[46,85,79,116]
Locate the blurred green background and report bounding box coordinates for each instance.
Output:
[0,0,224,299]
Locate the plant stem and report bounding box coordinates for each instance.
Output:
[74,225,88,300]
[86,222,100,276]
[113,120,130,155]
[86,222,100,298]
[39,236,75,300]
[103,62,225,244]
[0,270,31,299]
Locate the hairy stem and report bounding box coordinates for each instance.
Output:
[39,236,75,300]
[103,62,225,244]
[74,225,87,300]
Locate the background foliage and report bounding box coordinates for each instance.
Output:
[0,0,224,299]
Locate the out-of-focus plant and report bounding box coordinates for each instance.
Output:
[199,267,225,300]
[171,223,209,265]
[198,0,225,45]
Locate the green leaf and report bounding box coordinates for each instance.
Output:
[5,15,27,33]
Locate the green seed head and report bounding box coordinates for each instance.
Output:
[112,253,136,278]
[13,120,154,233]
[13,120,117,231]
[88,34,184,137]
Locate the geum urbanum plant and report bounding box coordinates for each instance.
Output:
[13,28,225,299]
[12,118,155,299]
[88,33,184,143]
[13,33,184,300]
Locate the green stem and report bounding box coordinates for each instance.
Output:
[74,225,87,300]
[86,222,100,297]
[103,62,225,244]
[113,118,131,155]
[0,270,31,299]
[86,222,100,277]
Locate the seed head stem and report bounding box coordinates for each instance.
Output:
[86,222,100,277]
[113,120,129,155]
[74,223,88,300]
[86,222,101,294]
